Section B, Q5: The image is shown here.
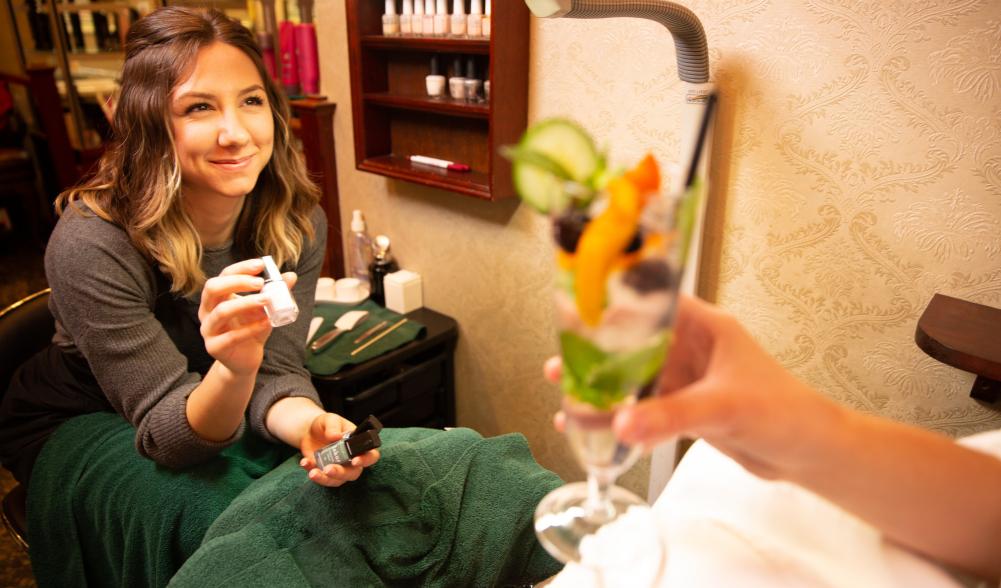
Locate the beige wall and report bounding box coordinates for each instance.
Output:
[316,1,1001,492]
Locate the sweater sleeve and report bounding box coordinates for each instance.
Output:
[247,205,327,442]
[45,210,243,468]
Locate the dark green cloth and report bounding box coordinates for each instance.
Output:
[305,301,425,376]
[170,427,564,587]
[27,412,296,588]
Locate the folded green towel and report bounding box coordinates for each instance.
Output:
[170,427,564,587]
[27,412,296,588]
[306,301,425,376]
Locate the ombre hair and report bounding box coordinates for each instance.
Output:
[56,6,319,296]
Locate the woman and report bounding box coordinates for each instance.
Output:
[0,7,376,490]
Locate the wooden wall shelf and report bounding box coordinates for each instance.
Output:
[346,0,529,201]
[915,293,1001,404]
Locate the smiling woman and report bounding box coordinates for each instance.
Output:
[0,7,382,585]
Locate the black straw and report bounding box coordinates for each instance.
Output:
[684,92,717,188]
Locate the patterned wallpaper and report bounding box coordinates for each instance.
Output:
[315,0,1001,493]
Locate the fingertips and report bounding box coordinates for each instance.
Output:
[543,356,562,383]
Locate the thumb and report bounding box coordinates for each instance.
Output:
[613,380,727,447]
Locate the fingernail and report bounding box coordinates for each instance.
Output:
[252,277,265,288]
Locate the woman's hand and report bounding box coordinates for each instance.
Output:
[298,412,381,487]
[613,295,847,480]
[198,258,296,376]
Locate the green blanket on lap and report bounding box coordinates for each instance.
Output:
[28,413,564,587]
[28,412,297,588]
[170,427,564,587]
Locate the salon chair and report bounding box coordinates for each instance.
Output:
[0,288,53,551]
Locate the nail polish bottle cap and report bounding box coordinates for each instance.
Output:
[384,0,396,16]
[470,0,482,15]
[453,0,465,15]
[465,57,476,80]
[485,0,491,15]
[430,55,441,76]
[436,0,446,15]
[424,0,434,15]
[261,255,283,282]
[402,0,412,14]
[414,0,423,15]
[452,56,463,78]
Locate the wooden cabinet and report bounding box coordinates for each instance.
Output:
[345,0,529,201]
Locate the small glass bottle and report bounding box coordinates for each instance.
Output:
[412,0,424,35]
[434,0,449,36]
[382,0,400,36]
[482,0,491,38]
[448,55,466,100]
[349,210,373,295]
[467,0,483,37]
[464,57,482,102]
[426,55,446,98]
[400,0,413,35]
[369,235,399,306]
[422,0,435,36]
[450,0,466,37]
[261,256,299,327]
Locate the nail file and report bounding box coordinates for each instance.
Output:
[307,316,324,344]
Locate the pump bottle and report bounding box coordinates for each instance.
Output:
[349,210,373,296]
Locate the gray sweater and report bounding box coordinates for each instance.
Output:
[44,204,327,468]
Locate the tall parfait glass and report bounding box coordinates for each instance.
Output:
[533,153,697,564]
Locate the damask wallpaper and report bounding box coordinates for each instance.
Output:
[315,1,1001,493]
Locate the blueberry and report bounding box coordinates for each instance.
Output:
[554,211,590,253]
[623,259,674,293]
[624,230,643,253]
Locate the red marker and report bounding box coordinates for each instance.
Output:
[409,155,471,172]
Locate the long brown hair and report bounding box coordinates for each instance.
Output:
[57,6,318,296]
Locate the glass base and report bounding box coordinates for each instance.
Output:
[534,481,648,563]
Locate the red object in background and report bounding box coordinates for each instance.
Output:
[279,21,300,95]
[257,32,277,81]
[295,23,319,95]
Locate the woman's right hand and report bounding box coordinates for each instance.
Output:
[198,258,293,376]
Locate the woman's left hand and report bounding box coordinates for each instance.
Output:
[298,412,381,487]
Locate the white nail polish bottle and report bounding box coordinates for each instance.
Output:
[450,0,466,37]
[400,0,413,35]
[412,0,424,35]
[261,255,298,327]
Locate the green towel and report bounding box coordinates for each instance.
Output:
[27,412,296,588]
[170,427,565,587]
[306,301,426,376]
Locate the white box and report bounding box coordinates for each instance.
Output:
[384,270,423,314]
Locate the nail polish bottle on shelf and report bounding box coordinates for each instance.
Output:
[484,79,491,102]
[464,57,482,102]
[412,0,424,35]
[382,0,400,35]
[449,56,466,100]
[434,0,449,36]
[426,55,446,98]
[467,0,483,38]
[450,0,466,37]
[400,0,413,35]
[422,0,435,36]
[483,0,491,38]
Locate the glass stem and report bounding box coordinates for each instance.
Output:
[585,469,616,521]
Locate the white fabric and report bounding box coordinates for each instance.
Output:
[550,429,1001,588]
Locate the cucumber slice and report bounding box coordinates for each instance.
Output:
[510,118,603,213]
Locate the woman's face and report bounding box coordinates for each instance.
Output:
[170,42,274,203]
